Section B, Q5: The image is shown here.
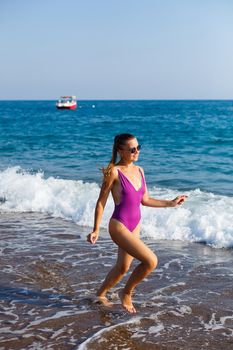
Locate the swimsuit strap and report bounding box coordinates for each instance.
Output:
[138,168,145,186]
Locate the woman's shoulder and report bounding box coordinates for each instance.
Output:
[103,165,119,181]
[137,165,145,174]
[110,165,120,176]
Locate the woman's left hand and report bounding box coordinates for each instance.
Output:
[170,195,188,207]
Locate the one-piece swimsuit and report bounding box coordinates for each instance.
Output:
[111,167,146,232]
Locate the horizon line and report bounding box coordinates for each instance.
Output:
[0,98,233,101]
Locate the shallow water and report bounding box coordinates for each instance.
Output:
[1,213,233,349]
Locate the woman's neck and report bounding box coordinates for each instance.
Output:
[118,159,134,168]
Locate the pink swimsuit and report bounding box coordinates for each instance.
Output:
[111,168,146,232]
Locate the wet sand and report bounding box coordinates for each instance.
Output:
[0,213,233,349]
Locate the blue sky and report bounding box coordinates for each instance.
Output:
[1,0,233,99]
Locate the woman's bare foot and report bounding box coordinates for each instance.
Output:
[119,289,136,313]
[95,295,113,307]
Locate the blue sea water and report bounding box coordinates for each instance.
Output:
[0,100,232,194]
[0,100,233,247]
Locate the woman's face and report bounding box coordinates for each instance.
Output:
[118,138,141,162]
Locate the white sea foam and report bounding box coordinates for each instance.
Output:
[77,316,142,350]
[148,324,165,335]
[200,313,233,334]
[0,166,233,248]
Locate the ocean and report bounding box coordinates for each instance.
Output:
[0,100,233,349]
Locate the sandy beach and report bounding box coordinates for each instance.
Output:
[1,212,233,349]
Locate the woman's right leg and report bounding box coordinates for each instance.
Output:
[96,246,134,299]
[109,219,158,313]
[97,226,140,304]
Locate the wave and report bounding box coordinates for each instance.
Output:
[0,166,232,248]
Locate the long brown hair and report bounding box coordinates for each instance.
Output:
[103,133,135,177]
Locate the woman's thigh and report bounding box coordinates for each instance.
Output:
[116,225,140,269]
[109,219,157,264]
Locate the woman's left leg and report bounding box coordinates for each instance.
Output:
[97,227,140,300]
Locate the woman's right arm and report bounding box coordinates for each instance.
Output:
[87,168,117,244]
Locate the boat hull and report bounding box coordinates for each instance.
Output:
[56,105,77,110]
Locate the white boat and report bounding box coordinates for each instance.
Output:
[56,96,77,109]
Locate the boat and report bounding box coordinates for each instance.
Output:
[56,96,77,109]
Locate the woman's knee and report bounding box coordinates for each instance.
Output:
[144,254,158,272]
[116,262,131,275]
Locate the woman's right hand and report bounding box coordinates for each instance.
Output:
[87,230,99,245]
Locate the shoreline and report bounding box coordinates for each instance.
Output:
[0,212,233,349]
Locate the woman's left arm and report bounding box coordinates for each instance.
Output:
[140,167,188,208]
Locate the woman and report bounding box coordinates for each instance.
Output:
[87,133,187,313]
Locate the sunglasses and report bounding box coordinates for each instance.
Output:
[121,145,141,154]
